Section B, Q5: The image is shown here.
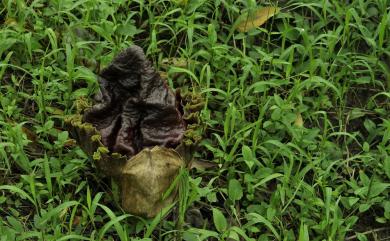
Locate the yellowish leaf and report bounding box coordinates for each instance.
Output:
[161,57,189,69]
[46,106,64,115]
[294,113,304,127]
[64,139,77,147]
[236,7,280,32]
[5,18,18,27]
[159,71,168,80]
[189,160,217,171]
[173,0,188,6]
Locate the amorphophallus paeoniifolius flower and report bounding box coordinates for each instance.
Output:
[66,45,203,218]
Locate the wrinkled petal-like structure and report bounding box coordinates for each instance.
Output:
[83,46,186,157]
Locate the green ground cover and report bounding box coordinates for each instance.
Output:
[1,0,390,240]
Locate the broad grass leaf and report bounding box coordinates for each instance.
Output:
[90,25,112,41]
[7,216,24,232]
[173,0,188,6]
[253,173,283,188]
[236,7,280,32]
[349,109,366,120]
[39,201,79,226]
[384,157,390,179]
[212,208,227,232]
[0,185,35,205]
[242,145,254,170]
[228,230,240,241]
[298,223,309,241]
[341,197,359,209]
[98,214,131,240]
[144,202,175,238]
[116,23,143,37]
[56,235,90,241]
[246,213,280,240]
[359,203,371,212]
[0,51,13,80]
[359,171,370,186]
[356,233,369,241]
[369,182,389,198]
[98,203,132,240]
[183,228,219,240]
[0,38,17,56]
[230,226,254,241]
[228,179,243,201]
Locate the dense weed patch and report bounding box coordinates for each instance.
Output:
[0,0,389,240]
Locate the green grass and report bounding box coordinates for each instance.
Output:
[1,0,390,240]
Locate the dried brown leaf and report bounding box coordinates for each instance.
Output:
[21,126,37,142]
[64,139,77,147]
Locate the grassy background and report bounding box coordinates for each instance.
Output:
[1,0,390,240]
